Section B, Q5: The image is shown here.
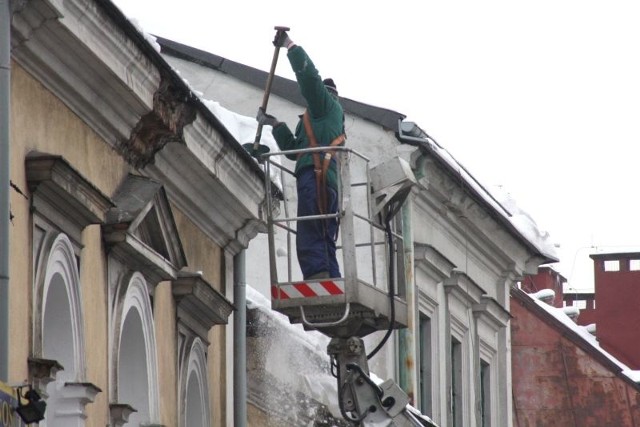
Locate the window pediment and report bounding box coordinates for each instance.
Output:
[415,243,456,283]
[173,271,234,340]
[104,174,187,283]
[444,269,486,305]
[26,153,114,242]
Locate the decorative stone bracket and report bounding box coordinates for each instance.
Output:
[28,357,64,397]
[109,403,136,427]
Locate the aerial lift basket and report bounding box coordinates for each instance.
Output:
[262,147,416,338]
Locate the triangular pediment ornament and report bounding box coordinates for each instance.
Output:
[104,174,187,283]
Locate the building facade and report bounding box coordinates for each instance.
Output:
[4,0,268,425]
[588,252,640,370]
[535,253,640,370]
[512,287,640,426]
[520,266,566,307]
[3,2,567,424]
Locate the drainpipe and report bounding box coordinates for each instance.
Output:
[395,120,431,406]
[233,250,247,427]
[0,0,12,382]
[397,197,417,404]
[396,120,440,413]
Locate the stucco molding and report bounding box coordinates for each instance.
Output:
[58,382,102,416]
[28,357,64,397]
[11,0,158,148]
[415,243,456,284]
[172,271,234,340]
[109,403,137,427]
[177,337,211,427]
[12,0,269,252]
[104,174,187,285]
[417,289,439,318]
[12,0,274,260]
[182,115,266,207]
[444,270,486,306]
[472,295,511,330]
[26,153,114,242]
[110,272,160,424]
[416,156,543,274]
[32,233,87,381]
[103,232,178,285]
[143,136,267,252]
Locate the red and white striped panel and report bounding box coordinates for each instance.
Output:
[272,280,345,300]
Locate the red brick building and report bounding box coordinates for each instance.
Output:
[523,266,599,325]
[588,252,640,369]
[563,290,597,327]
[519,266,566,307]
[511,288,640,426]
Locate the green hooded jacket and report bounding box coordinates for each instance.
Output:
[272,45,345,189]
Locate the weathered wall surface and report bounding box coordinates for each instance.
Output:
[11,63,125,427]
[511,290,640,427]
[591,254,640,369]
[10,56,228,426]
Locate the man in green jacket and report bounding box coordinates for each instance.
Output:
[257,31,345,280]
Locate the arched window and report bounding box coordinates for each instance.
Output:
[183,338,210,427]
[34,233,99,426]
[116,272,160,425]
[36,233,85,379]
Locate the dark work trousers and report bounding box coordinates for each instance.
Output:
[296,166,341,279]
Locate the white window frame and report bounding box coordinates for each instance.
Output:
[181,337,211,427]
[113,272,160,425]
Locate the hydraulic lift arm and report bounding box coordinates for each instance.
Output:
[328,337,437,427]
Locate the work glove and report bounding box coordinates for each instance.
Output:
[273,31,294,49]
[256,107,280,128]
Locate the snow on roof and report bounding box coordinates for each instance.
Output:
[562,305,580,319]
[114,7,283,189]
[198,98,284,189]
[434,146,559,262]
[127,18,161,53]
[530,288,556,302]
[527,291,640,384]
[623,369,640,383]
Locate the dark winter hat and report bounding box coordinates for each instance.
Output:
[323,78,338,95]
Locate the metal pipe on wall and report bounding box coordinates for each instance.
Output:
[398,198,418,404]
[233,250,247,427]
[0,0,12,382]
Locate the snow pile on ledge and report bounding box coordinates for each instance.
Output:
[201,99,284,190]
[489,184,558,261]
[530,288,556,303]
[246,285,436,424]
[246,285,329,354]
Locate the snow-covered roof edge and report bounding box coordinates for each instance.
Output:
[156,36,407,131]
[400,126,559,263]
[99,0,272,185]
